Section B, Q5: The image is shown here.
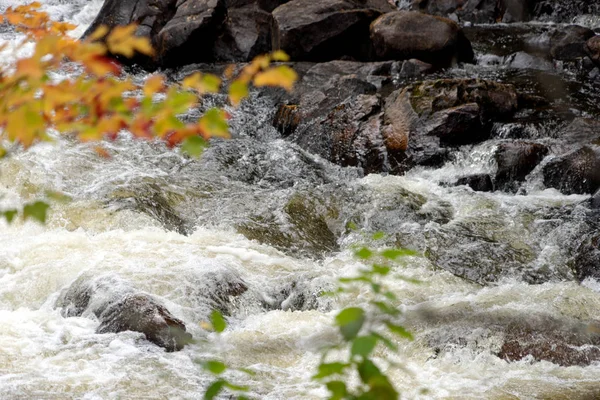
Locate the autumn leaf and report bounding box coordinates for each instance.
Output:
[228,81,249,106]
[182,72,221,94]
[143,74,165,97]
[253,65,297,91]
[106,25,153,57]
[198,108,229,138]
[270,50,290,62]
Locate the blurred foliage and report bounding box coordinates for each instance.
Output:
[0,2,297,224]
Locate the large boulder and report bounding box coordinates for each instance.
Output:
[494,141,548,192]
[56,274,192,352]
[383,78,518,169]
[370,11,474,67]
[212,3,275,62]
[543,146,600,194]
[155,0,226,67]
[272,0,392,61]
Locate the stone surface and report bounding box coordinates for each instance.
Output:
[272,0,387,61]
[370,11,474,67]
[585,35,600,67]
[549,25,595,61]
[543,146,600,194]
[494,142,549,191]
[56,274,192,352]
[455,174,494,192]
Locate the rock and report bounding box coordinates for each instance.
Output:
[421,308,600,367]
[155,0,226,67]
[212,3,275,62]
[455,174,494,192]
[272,0,388,61]
[572,231,600,281]
[494,142,548,191]
[549,25,595,61]
[585,35,600,67]
[543,146,600,194]
[56,274,192,352]
[370,11,474,67]
[382,78,518,170]
[411,0,535,23]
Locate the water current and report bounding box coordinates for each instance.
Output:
[1,1,600,399]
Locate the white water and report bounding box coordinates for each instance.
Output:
[2,1,600,399]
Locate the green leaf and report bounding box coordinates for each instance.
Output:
[351,335,378,358]
[23,201,49,224]
[357,359,382,384]
[202,360,227,375]
[354,247,373,260]
[335,307,365,341]
[199,108,229,138]
[370,332,397,351]
[383,291,397,302]
[380,248,418,260]
[372,301,400,317]
[181,136,208,158]
[228,80,249,106]
[2,209,18,223]
[326,381,347,400]
[372,231,385,240]
[204,380,225,400]
[210,310,227,333]
[346,221,358,231]
[385,322,413,340]
[371,264,391,276]
[224,382,248,392]
[0,146,6,158]
[313,362,348,379]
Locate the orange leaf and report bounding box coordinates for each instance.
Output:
[143,74,165,97]
[253,65,297,91]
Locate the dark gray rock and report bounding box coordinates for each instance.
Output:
[550,25,595,61]
[494,142,548,192]
[370,11,474,67]
[585,35,600,67]
[455,174,494,192]
[56,274,192,352]
[272,0,389,61]
[543,146,600,194]
[155,0,226,67]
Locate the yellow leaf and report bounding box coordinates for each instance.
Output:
[271,50,290,62]
[182,72,221,94]
[88,25,109,41]
[106,25,154,58]
[253,65,297,91]
[143,74,165,97]
[228,80,249,106]
[198,108,229,138]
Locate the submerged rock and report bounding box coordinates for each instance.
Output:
[56,274,192,352]
[370,11,474,67]
[420,309,600,367]
[549,25,595,61]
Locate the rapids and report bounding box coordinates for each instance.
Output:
[2,0,600,399]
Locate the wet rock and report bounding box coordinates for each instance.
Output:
[421,309,600,367]
[411,0,535,23]
[382,78,518,171]
[572,230,600,281]
[494,142,548,192]
[237,192,339,257]
[549,25,595,61]
[212,3,275,62]
[110,182,189,235]
[585,35,600,67]
[543,146,600,194]
[532,0,600,23]
[505,51,554,71]
[370,11,474,67]
[455,174,494,192]
[56,274,192,352]
[272,0,389,61]
[155,0,226,67]
[261,280,319,311]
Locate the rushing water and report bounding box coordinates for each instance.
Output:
[2,1,600,399]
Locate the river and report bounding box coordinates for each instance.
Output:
[1,0,600,399]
